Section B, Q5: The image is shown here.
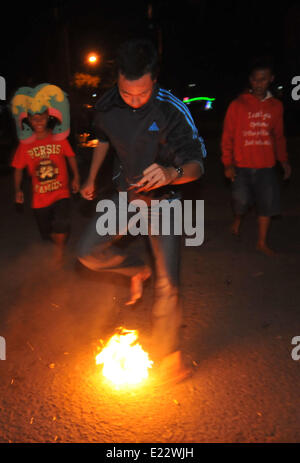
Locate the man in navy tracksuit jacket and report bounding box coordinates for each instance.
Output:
[78,38,206,383]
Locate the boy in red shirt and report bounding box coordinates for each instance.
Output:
[12,109,80,263]
[221,62,291,255]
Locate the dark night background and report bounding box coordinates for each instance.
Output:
[1,2,300,445]
[1,0,300,161]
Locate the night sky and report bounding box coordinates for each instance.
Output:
[1,0,300,112]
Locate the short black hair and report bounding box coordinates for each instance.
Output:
[116,38,159,81]
[248,57,274,76]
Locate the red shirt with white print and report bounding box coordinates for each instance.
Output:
[221,91,288,168]
[12,134,75,208]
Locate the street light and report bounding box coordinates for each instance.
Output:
[87,52,99,65]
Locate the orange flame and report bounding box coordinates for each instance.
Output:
[95,328,153,387]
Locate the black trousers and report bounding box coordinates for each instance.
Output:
[77,192,182,359]
[33,198,71,240]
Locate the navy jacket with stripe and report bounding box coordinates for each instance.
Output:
[92,84,206,201]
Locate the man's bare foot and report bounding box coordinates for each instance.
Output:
[256,243,277,257]
[125,267,151,306]
[154,351,192,386]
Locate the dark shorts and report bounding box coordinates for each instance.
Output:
[232,167,281,217]
[33,198,71,240]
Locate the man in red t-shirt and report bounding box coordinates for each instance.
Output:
[221,62,291,256]
[12,110,80,263]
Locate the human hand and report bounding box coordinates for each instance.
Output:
[133,163,177,192]
[281,161,291,180]
[80,178,95,200]
[72,176,80,194]
[224,165,236,182]
[15,190,24,204]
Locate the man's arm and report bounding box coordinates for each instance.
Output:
[135,161,202,192]
[80,141,110,200]
[169,161,202,184]
[136,97,207,192]
[14,168,24,203]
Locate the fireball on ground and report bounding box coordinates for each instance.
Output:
[95,327,153,388]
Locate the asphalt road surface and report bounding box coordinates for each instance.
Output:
[0,136,300,444]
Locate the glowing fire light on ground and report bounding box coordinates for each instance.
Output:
[95,328,153,387]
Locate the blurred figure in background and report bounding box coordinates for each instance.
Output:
[221,61,291,256]
[11,84,80,264]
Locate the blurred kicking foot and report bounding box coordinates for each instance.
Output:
[125,267,152,306]
[154,351,192,386]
